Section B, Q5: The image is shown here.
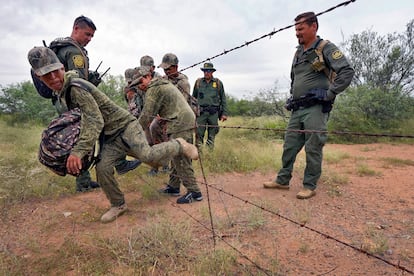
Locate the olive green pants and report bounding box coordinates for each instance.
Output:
[276,104,328,190]
[96,120,181,206]
[196,111,219,148]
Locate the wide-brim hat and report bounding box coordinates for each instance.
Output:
[201,62,216,72]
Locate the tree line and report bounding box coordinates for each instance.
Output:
[1,20,413,140]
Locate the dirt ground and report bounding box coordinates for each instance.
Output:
[1,143,414,275]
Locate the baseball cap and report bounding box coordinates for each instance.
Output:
[124,68,137,83]
[201,62,216,72]
[129,66,151,87]
[158,53,178,69]
[28,47,63,76]
[140,55,155,67]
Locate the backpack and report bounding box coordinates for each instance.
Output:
[39,108,99,176]
[38,80,101,176]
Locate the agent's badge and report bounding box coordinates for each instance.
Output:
[212,82,217,88]
[73,55,85,68]
[332,50,343,60]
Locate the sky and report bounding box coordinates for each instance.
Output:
[0,0,413,99]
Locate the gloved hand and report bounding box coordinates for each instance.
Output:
[307,88,335,101]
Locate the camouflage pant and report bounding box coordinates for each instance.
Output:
[196,111,219,148]
[95,120,180,206]
[167,130,199,193]
[276,104,329,190]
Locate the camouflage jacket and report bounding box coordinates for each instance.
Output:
[163,72,191,102]
[139,78,195,136]
[55,71,135,159]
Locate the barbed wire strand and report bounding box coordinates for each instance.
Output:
[128,0,412,273]
[134,162,414,275]
[133,171,270,275]
[179,0,356,73]
[164,123,414,139]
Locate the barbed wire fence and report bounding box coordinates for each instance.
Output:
[129,0,414,274]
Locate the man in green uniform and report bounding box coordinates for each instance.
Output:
[133,66,203,204]
[28,47,199,222]
[192,62,228,149]
[263,12,354,199]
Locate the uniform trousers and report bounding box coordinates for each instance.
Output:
[276,104,329,190]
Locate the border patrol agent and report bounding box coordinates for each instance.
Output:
[263,12,354,199]
[192,62,228,149]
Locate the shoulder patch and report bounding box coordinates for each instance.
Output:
[72,55,85,68]
[332,50,343,60]
[212,82,217,88]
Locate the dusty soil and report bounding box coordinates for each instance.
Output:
[1,143,414,275]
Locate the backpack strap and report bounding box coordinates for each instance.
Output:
[63,79,102,168]
[50,38,89,79]
[315,39,337,83]
[64,79,93,108]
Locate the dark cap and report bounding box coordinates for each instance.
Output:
[201,62,216,72]
[158,53,178,69]
[124,68,138,83]
[28,47,63,76]
[140,55,155,67]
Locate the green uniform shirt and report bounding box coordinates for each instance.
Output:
[54,37,89,80]
[55,72,135,159]
[291,37,354,99]
[139,78,195,135]
[192,77,227,115]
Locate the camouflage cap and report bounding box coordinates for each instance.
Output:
[140,55,155,67]
[124,68,137,83]
[28,47,63,76]
[201,62,216,72]
[158,53,178,69]
[129,66,151,87]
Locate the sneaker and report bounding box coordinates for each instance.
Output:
[176,138,199,160]
[100,203,128,223]
[158,185,180,196]
[89,181,100,189]
[296,188,316,199]
[263,181,290,189]
[177,191,203,204]
[76,181,100,193]
[147,168,159,176]
[116,160,142,175]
